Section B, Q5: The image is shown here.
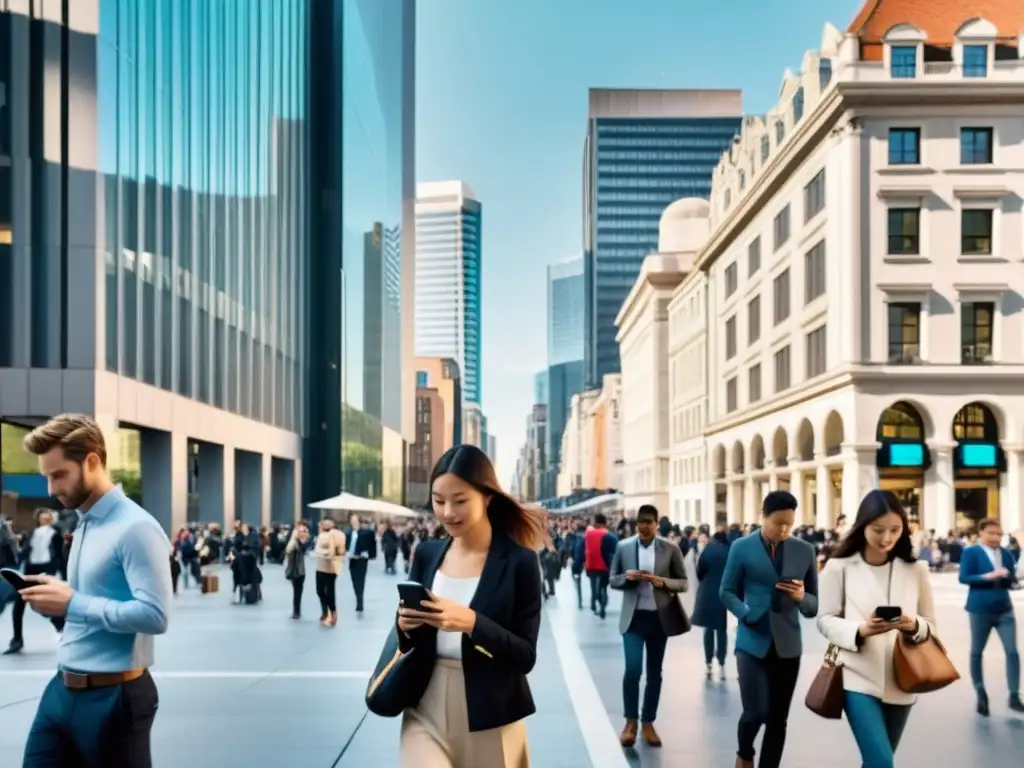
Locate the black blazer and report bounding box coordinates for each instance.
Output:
[398,532,542,732]
[346,526,378,559]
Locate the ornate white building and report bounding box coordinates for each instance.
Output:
[622,9,1024,534]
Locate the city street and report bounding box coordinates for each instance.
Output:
[0,556,1022,767]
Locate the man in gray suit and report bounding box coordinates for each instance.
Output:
[609,504,690,749]
[720,490,818,768]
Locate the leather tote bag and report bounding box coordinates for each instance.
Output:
[805,643,845,719]
[365,627,433,717]
[893,631,960,694]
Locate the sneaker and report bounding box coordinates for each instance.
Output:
[705,663,713,680]
[719,663,727,681]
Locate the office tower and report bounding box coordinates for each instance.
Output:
[546,257,586,486]
[415,181,483,406]
[582,88,743,387]
[0,0,416,531]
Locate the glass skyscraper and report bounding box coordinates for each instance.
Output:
[0,0,415,530]
[547,257,585,367]
[415,181,483,406]
[583,88,743,387]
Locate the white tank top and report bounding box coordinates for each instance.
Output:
[431,571,480,660]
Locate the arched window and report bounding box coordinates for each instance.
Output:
[877,402,925,442]
[952,402,998,442]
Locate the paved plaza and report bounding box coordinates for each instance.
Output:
[0,557,1022,767]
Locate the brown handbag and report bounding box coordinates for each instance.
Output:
[805,643,845,719]
[893,630,960,693]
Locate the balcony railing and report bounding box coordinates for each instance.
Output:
[962,343,993,365]
[841,59,1024,84]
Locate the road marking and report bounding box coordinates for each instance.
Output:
[547,584,630,768]
[0,670,370,680]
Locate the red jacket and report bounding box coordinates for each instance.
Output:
[584,527,610,573]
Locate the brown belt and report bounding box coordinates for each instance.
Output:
[62,668,146,690]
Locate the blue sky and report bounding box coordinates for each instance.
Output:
[416,0,864,484]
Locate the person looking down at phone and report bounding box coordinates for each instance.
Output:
[720,491,818,768]
[816,489,936,768]
[395,444,545,768]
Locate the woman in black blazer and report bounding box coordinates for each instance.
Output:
[397,445,546,768]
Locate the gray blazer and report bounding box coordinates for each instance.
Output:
[609,535,690,636]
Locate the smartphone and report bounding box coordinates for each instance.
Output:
[0,568,31,592]
[776,578,799,586]
[397,581,435,612]
[875,605,901,622]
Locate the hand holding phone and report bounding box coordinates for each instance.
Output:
[874,605,902,623]
[0,568,31,592]
[397,581,434,612]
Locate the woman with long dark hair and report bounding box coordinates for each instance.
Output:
[816,489,936,767]
[395,445,545,767]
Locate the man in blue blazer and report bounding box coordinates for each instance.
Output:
[959,517,1024,716]
[720,491,818,768]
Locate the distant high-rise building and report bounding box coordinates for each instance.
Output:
[415,181,483,405]
[583,88,742,387]
[415,356,463,451]
[547,258,585,367]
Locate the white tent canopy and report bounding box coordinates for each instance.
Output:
[308,491,420,518]
[548,492,624,516]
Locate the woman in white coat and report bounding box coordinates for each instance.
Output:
[816,489,936,768]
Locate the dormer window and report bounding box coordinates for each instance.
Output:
[775,121,785,145]
[819,59,832,90]
[891,46,917,77]
[963,45,988,76]
[792,88,805,123]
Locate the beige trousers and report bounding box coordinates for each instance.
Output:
[400,658,530,768]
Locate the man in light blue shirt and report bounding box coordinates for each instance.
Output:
[16,414,172,768]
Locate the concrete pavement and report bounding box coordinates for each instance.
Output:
[0,557,1021,766]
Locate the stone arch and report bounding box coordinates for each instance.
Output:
[710,444,727,479]
[730,440,745,474]
[794,418,814,462]
[876,401,930,442]
[770,426,789,467]
[823,411,845,457]
[951,401,1002,443]
[749,435,766,471]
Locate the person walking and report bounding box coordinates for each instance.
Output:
[817,489,937,767]
[17,414,172,767]
[959,517,1024,716]
[720,490,818,768]
[284,521,311,619]
[5,509,66,655]
[608,504,689,748]
[314,518,346,627]
[692,528,731,681]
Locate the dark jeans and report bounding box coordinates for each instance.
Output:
[384,551,397,574]
[736,647,800,767]
[290,575,305,616]
[843,691,911,768]
[622,610,668,723]
[588,570,609,617]
[11,563,65,642]
[543,576,556,597]
[703,627,727,666]
[349,557,368,610]
[969,609,1020,696]
[23,671,159,767]
[315,571,337,615]
[572,572,583,608]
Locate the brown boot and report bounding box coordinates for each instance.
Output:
[734,757,753,768]
[619,719,638,747]
[641,722,662,747]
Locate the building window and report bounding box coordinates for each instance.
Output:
[887,208,920,255]
[888,128,920,164]
[724,262,738,298]
[804,241,826,303]
[773,345,791,392]
[961,209,993,255]
[738,169,746,190]
[748,364,762,403]
[961,302,994,364]
[773,205,790,250]
[963,44,988,77]
[775,121,785,144]
[725,377,738,413]
[887,302,920,362]
[792,87,805,122]
[890,45,917,78]
[803,170,825,222]
[960,127,993,164]
[819,59,832,90]
[748,237,761,276]
[747,295,761,344]
[416,371,428,388]
[805,325,827,378]
[724,189,732,210]
[725,316,737,360]
[772,270,791,325]
[760,135,770,162]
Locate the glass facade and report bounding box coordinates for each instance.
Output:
[547,359,584,480]
[583,117,741,386]
[547,257,585,367]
